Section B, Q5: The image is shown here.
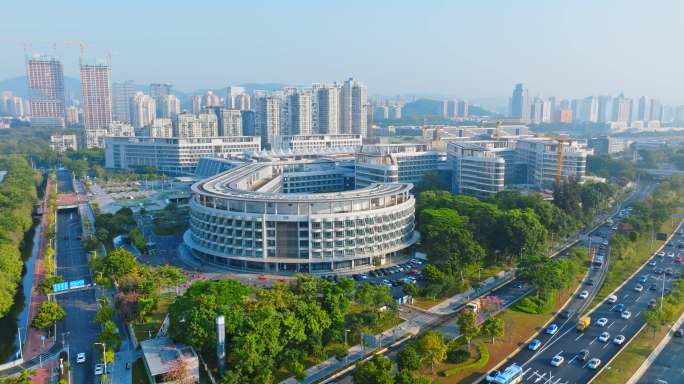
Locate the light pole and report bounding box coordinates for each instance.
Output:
[95,342,107,374]
[344,329,350,363]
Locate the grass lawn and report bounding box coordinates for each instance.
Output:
[132,358,150,384]
[132,292,175,342]
[590,212,681,309]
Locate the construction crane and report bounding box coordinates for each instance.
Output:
[553,136,571,186]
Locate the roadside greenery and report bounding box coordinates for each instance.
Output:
[0,155,41,317]
[587,154,637,183]
[167,276,397,383]
[31,300,65,333]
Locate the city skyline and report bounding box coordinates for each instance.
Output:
[1,0,683,103]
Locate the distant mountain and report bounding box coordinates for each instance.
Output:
[402,98,498,117]
[0,76,83,101]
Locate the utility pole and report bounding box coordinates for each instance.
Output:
[95,342,107,375]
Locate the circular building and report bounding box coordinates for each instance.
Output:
[184,160,418,274]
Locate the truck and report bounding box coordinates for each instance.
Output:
[464,299,481,314]
[577,316,591,331]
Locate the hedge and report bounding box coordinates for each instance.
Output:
[441,342,489,377]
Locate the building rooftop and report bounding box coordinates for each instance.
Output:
[140,336,197,378]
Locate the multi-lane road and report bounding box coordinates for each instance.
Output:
[55,170,100,384]
[498,224,684,384]
[638,330,684,384]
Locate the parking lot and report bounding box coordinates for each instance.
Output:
[320,259,425,299]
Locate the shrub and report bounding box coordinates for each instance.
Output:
[446,348,470,364]
[441,343,489,377]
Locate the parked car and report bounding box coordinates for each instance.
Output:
[546,324,559,335]
[550,355,564,367]
[94,364,104,376]
[588,358,602,369]
[578,349,590,362]
[607,294,618,304]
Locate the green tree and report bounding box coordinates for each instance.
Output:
[0,370,33,384]
[481,317,505,344]
[31,301,65,332]
[352,355,394,384]
[416,331,447,374]
[397,344,421,371]
[96,248,137,280]
[395,369,430,384]
[457,310,480,347]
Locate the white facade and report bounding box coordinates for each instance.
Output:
[109,121,135,137]
[355,144,442,188]
[273,134,362,151]
[286,90,312,135]
[256,94,281,148]
[516,137,587,187]
[175,113,218,138]
[315,85,339,134]
[150,118,174,138]
[80,61,112,130]
[447,140,508,198]
[49,134,78,153]
[160,94,181,120]
[185,160,417,274]
[130,92,156,129]
[84,128,108,149]
[340,78,367,136]
[105,136,261,174]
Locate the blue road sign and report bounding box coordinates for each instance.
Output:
[52,282,69,292]
[69,280,85,289]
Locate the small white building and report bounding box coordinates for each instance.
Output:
[50,134,78,153]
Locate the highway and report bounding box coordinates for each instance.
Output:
[55,170,100,384]
[499,226,684,384]
[637,329,684,384]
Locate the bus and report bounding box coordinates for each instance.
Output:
[489,364,523,384]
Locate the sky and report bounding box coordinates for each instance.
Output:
[1,0,683,104]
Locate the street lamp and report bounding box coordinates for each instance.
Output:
[94,342,107,375]
[344,329,350,363]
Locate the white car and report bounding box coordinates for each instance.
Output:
[76,352,86,364]
[621,310,632,319]
[94,363,104,376]
[579,290,589,299]
[634,284,644,292]
[607,294,618,304]
[599,332,610,342]
[667,252,675,258]
[657,251,666,257]
[613,335,626,345]
[588,358,602,369]
[603,240,609,246]
[550,355,565,367]
[596,317,608,327]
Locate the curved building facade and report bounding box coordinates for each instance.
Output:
[184,160,418,274]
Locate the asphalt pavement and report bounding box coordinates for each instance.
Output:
[55,171,100,384]
[499,227,684,384]
[637,321,684,384]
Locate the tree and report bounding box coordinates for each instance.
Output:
[0,370,33,384]
[97,248,136,280]
[352,355,394,384]
[397,344,421,371]
[415,331,447,374]
[31,301,65,332]
[481,317,505,344]
[395,369,430,384]
[457,310,480,347]
[128,228,146,253]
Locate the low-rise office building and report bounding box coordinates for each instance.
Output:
[447,140,511,198]
[185,159,418,274]
[272,134,362,151]
[354,144,442,188]
[49,134,78,153]
[515,137,588,187]
[104,136,261,175]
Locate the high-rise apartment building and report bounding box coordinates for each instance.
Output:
[80,59,113,134]
[25,54,66,127]
[530,98,544,124]
[130,92,156,128]
[207,107,243,136]
[65,105,80,127]
[578,96,598,122]
[112,80,135,123]
[315,85,339,134]
[149,118,174,138]
[256,94,281,148]
[204,91,221,108]
[637,96,651,121]
[340,78,367,137]
[457,100,469,118]
[175,112,219,138]
[510,83,530,123]
[286,90,312,135]
[191,95,202,115]
[650,99,662,122]
[241,110,256,136]
[109,121,135,137]
[442,100,457,118]
[160,95,181,120]
[611,94,631,122]
[597,96,613,123]
[149,83,172,117]
[227,86,250,110]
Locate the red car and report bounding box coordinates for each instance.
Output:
[675,256,683,263]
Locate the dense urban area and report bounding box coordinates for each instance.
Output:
[2,3,684,384]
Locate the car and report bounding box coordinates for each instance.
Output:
[559,309,571,319]
[615,303,625,312]
[648,299,657,309]
[650,283,658,291]
[634,284,644,292]
[665,268,674,276]
[360,274,368,280]
[613,335,626,345]
[603,240,609,246]
[639,275,648,283]
[588,358,602,369]
[578,349,590,361]
[485,371,500,382]
[579,290,589,299]
[550,355,565,367]
[596,317,608,327]
[658,251,666,257]
[676,256,683,263]
[667,252,675,258]
[665,288,672,295]
[599,332,610,342]
[655,267,664,275]
[585,279,595,286]
[674,329,684,337]
[607,294,618,304]
[649,260,658,267]
[94,363,104,376]
[621,310,632,319]
[611,225,618,230]
[528,339,542,351]
[546,324,559,335]
[76,353,86,363]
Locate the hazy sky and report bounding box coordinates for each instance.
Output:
[2,0,683,103]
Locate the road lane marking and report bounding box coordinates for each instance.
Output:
[636,311,641,317]
[568,355,577,364]
[624,294,629,299]
[589,337,597,345]
[621,324,629,332]
[575,333,584,341]
[523,367,531,376]
[609,304,617,311]
[608,321,615,329]
[603,343,610,349]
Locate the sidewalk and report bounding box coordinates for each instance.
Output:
[428,270,516,315]
[24,176,55,361]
